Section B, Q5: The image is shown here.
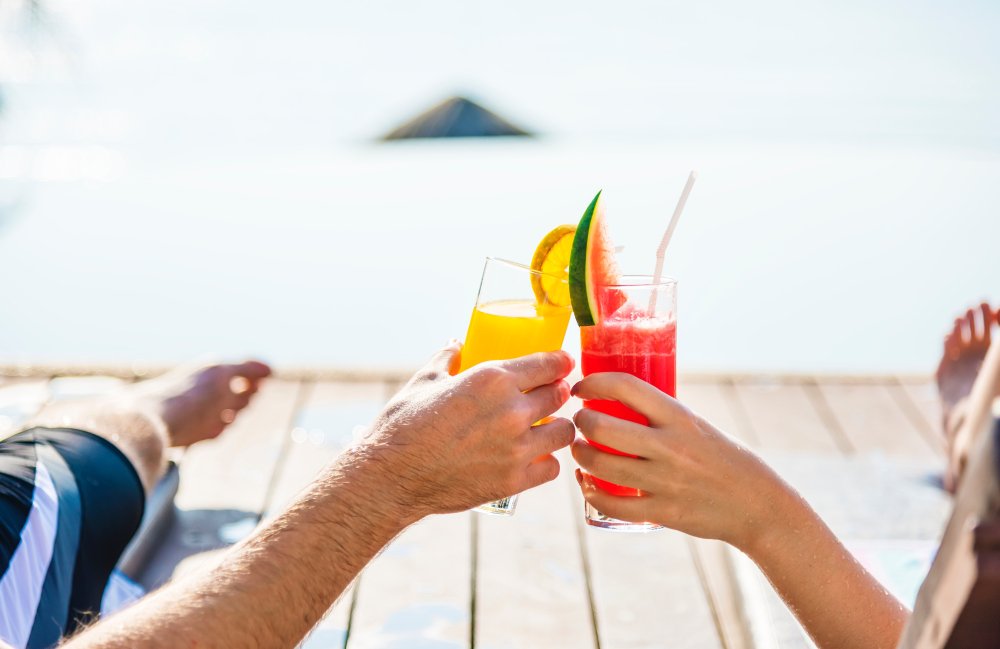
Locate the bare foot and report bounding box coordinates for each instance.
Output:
[132,360,272,448]
[936,303,998,491]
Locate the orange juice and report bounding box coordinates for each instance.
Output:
[459,299,571,372]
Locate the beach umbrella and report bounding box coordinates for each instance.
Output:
[381,95,532,140]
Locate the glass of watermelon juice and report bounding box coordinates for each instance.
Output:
[457,257,572,515]
[580,276,676,531]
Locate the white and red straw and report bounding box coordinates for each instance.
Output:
[649,170,697,311]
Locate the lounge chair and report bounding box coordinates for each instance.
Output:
[898,339,1000,648]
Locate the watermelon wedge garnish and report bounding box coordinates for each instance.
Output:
[568,191,627,326]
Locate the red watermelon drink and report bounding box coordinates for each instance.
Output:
[580,282,677,495]
[568,190,677,532]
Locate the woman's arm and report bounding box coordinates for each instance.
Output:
[570,372,907,649]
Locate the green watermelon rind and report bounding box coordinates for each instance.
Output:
[568,191,603,327]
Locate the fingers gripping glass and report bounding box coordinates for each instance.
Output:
[458,258,572,515]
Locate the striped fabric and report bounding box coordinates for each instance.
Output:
[0,445,81,649]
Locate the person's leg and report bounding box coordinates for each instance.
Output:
[0,361,271,646]
[24,360,271,492]
[936,303,1000,492]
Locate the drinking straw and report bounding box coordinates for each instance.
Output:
[649,171,697,311]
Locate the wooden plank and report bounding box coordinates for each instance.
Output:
[2,363,924,387]
[814,381,939,460]
[689,539,754,649]
[139,379,304,588]
[263,381,386,649]
[725,550,805,649]
[895,378,947,455]
[348,513,471,649]
[733,379,843,454]
[582,374,723,649]
[686,378,840,649]
[680,380,755,446]
[178,378,304,513]
[263,381,383,514]
[475,448,596,649]
[679,380,762,648]
[585,524,724,649]
[0,362,416,386]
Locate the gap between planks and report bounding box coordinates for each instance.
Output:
[258,380,317,519]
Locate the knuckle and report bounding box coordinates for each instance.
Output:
[508,402,533,427]
[539,351,560,373]
[472,364,510,389]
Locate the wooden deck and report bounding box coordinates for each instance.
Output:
[0,370,953,649]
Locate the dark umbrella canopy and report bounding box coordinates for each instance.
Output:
[382,96,532,140]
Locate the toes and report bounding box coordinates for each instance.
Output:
[981,302,993,347]
[236,360,272,380]
[944,330,959,360]
[949,318,964,357]
[227,361,272,395]
[965,308,977,345]
[234,361,272,390]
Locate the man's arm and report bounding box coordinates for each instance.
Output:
[74,448,430,646]
[68,447,415,647]
[570,373,907,649]
[64,345,575,648]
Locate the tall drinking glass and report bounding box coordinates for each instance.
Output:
[458,257,572,515]
[579,277,676,531]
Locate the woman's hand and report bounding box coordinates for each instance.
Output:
[571,372,910,649]
[571,372,797,552]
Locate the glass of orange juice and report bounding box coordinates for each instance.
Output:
[457,257,572,515]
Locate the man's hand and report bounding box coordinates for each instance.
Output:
[359,341,576,519]
[59,345,575,649]
[570,372,791,551]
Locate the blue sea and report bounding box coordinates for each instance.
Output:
[1,0,998,373]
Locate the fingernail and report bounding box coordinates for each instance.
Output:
[574,468,583,485]
[570,381,581,396]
